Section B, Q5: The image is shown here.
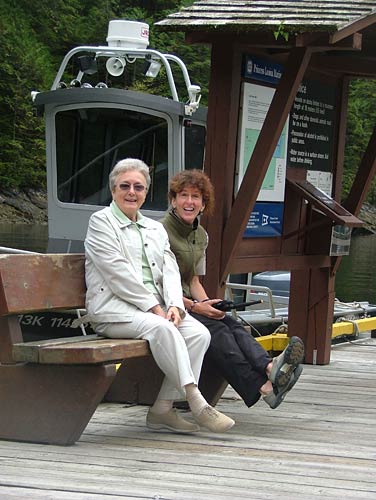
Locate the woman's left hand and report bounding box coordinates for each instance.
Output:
[167,306,181,327]
[192,299,226,320]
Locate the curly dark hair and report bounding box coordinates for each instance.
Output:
[168,169,215,215]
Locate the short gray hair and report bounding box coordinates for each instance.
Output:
[109,158,151,191]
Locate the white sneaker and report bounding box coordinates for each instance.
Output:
[146,409,200,433]
[193,405,235,433]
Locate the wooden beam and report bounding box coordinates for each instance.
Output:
[311,54,376,77]
[289,267,335,365]
[186,31,362,52]
[344,123,376,215]
[287,180,363,227]
[332,78,350,201]
[296,32,362,51]
[329,78,350,277]
[186,31,293,48]
[230,254,331,274]
[202,42,242,297]
[219,47,312,285]
[330,13,376,44]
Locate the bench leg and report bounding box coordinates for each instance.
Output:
[105,356,228,407]
[0,363,117,445]
[105,357,163,405]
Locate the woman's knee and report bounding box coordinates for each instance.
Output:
[186,322,211,349]
[143,319,176,344]
[209,322,232,341]
[199,325,211,348]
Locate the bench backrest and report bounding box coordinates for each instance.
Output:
[0,254,86,316]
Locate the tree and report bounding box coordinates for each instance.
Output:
[0,3,55,189]
[344,79,376,203]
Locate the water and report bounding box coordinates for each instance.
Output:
[0,223,48,253]
[0,223,375,304]
[335,232,376,303]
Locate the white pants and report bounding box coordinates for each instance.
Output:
[94,312,210,401]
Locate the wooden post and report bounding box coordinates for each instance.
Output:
[203,41,242,297]
[289,268,335,364]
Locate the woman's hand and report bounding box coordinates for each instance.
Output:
[148,304,166,318]
[191,299,226,320]
[167,306,181,327]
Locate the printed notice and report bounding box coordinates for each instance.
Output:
[237,82,288,202]
[306,170,333,195]
[288,81,335,171]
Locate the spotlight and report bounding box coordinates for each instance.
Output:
[70,79,81,88]
[78,55,97,75]
[144,59,161,78]
[106,57,126,77]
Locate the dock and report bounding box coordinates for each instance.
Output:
[0,335,375,499]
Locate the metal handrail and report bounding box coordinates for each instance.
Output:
[225,282,278,318]
[0,246,40,255]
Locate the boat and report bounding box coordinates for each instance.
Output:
[31,19,207,253]
[225,275,376,340]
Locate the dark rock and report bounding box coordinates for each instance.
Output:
[0,189,47,224]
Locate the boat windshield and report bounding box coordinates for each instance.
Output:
[184,123,206,173]
[55,107,169,210]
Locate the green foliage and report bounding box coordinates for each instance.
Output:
[0,0,205,190]
[0,3,55,189]
[344,79,376,204]
[273,22,289,42]
[0,0,374,207]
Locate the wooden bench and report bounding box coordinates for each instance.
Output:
[0,253,226,445]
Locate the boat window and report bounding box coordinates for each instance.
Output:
[184,123,206,170]
[55,107,169,210]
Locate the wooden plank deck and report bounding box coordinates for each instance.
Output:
[0,335,375,500]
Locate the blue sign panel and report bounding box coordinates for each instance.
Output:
[244,202,284,238]
[244,56,283,85]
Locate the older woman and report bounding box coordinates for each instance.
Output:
[84,159,234,434]
[162,169,304,410]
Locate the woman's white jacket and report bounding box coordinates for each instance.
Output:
[84,206,185,323]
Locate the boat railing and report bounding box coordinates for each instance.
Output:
[225,282,290,319]
[0,246,40,255]
[48,46,201,116]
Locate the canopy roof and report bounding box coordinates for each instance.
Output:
[156,1,376,36]
[157,1,376,79]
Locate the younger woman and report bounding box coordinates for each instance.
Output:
[162,169,304,409]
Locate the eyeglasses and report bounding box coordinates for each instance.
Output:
[117,183,147,193]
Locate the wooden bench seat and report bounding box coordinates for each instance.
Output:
[0,253,226,446]
[0,253,155,445]
[13,335,151,364]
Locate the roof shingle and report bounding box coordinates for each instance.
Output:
[156,1,376,34]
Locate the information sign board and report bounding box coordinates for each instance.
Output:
[237,83,288,202]
[244,202,284,238]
